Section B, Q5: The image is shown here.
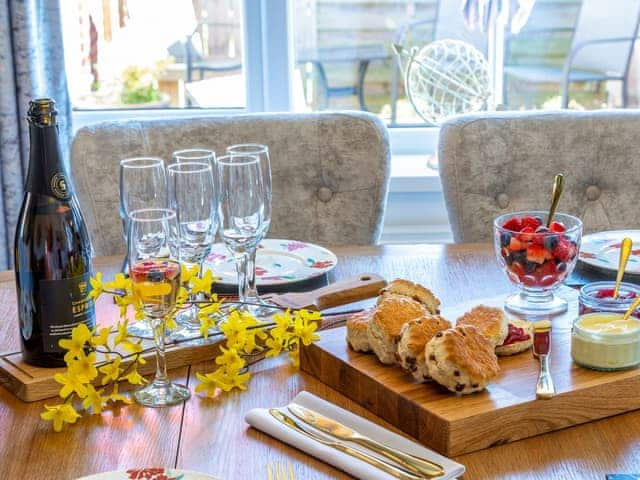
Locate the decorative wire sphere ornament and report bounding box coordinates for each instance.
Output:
[393,39,491,125]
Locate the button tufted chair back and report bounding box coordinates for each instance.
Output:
[71,112,390,256]
[439,110,640,242]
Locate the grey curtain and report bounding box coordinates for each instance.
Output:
[0,0,72,269]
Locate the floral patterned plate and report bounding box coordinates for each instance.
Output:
[579,230,640,274]
[204,239,338,286]
[77,468,219,480]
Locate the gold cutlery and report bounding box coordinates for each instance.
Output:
[613,237,633,298]
[269,409,431,480]
[287,403,444,478]
[623,296,640,321]
[546,173,564,228]
[267,461,295,480]
[533,320,555,399]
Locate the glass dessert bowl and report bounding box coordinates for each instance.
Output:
[494,210,582,315]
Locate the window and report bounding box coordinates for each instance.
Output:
[61,0,246,110]
[62,1,640,138]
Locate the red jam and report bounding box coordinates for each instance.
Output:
[502,323,531,346]
[594,288,636,299]
[533,330,550,355]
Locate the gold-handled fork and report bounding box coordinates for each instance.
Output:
[267,462,295,480]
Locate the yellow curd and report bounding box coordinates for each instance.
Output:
[571,313,640,371]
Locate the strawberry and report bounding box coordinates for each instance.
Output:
[535,260,557,279]
[502,217,522,232]
[521,216,541,230]
[549,221,566,233]
[508,236,526,251]
[526,244,547,264]
[553,240,571,262]
[518,226,535,242]
[508,262,525,282]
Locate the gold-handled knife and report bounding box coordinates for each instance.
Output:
[269,409,426,480]
[287,403,445,478]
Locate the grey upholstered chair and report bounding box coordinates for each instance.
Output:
[438,110,640,242]
[71,112,390,256]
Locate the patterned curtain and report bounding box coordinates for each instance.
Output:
[0,0,72,269]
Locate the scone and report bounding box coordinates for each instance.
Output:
[377,279,441,314]
[495,318,533,356]
[425,325,500,394]
[456,305,508,347]
[367,296,430,364]
[346,309,373,353]
[397,315,452,382]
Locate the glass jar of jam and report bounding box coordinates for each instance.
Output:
[578,281,640,318]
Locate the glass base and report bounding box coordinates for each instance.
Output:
[127,320,154,338]
[504,289,568,316]
[169,306,219,342]
[134,379,190,407]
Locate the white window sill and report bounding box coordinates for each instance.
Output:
[389,154,442,193]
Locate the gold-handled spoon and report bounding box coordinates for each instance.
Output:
[623,296,640,321]
[546,174,565,228]
[613,237,633,299]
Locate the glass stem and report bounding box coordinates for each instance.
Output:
[152,317,169,385]
[235,252,250,303]
[246,247,260,301]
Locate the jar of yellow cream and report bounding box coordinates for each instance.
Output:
[571,313,640,371]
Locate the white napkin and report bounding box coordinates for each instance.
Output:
[245,391,464,480]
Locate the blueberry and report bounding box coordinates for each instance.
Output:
[525,261,537,273]
[544,234,559,251]
[557,262,567,272]
[535,226,549,233]
[534,215,543,225]
[512,250,526,264]
[500,232,511,247]
[147,269,164,282]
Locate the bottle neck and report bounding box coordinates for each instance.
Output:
[26,123,72,201]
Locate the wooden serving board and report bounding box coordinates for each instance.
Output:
[300,289,640,457]
[0,332,226,402]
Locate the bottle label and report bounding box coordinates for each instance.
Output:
[39,272,95,353]
[49,172,71,200]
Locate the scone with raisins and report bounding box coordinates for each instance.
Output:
[346,309,374,353]
[396,315,451,382]
[367,295,430,364]
[425,325,500,394]
[377,279,440,314]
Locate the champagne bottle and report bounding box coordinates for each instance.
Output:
[14,98,95,367]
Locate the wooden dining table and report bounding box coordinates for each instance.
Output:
[1,243,639,480]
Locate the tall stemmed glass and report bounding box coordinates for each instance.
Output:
[167,162,218,339]
[173,148,216,167]
[217,154,264,305]
[226,144,272,308]
[119,157,167,338]
[128,208,190,407]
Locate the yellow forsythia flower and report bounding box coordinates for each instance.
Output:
[99,356,122,385]
[53,371,88,399]
[215,346,245,371]
[104,272,131,292]
[81,385,106,414]
[41,404,81,432]
[113,320,129,346]
[195,372,219,397]
[123,366,145,385]
[68,351,98,383]
[190,269,215,295]
[90,327,111,347]
[108,383,132,404]
[219,311,248,349]
[88,272,103,300]
[58,323,92,362]
[181,264,200,285]
[293,311,320,346]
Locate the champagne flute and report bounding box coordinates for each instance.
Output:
[128,208,190,407]
[173,148,216,167]
[217,154,264,306]
[167,162,218,339]
[119,157,167,338]
[226,144,272,310]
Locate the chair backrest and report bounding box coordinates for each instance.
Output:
[439,110,640,242]
[570,0,640,74]
[71,112,390,256]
